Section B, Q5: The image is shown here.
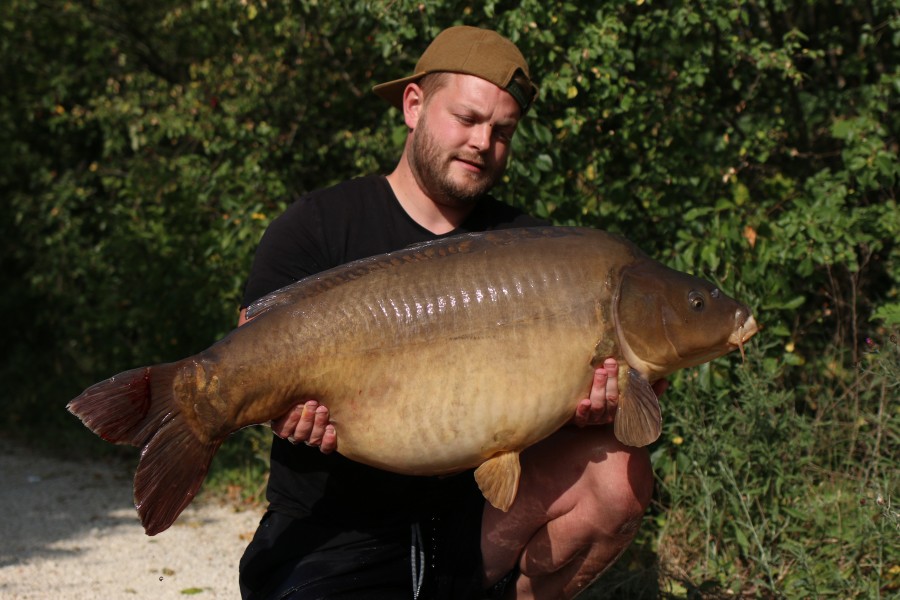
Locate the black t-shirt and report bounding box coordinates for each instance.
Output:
[242,174,545,528]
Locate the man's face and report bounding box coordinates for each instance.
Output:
[407,74,521,208]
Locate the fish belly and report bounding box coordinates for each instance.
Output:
[321,319,598,475]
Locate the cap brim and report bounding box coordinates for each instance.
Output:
[372,73,428,111]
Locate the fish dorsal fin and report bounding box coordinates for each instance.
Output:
[614,368,662,447]
[474,451,522,512]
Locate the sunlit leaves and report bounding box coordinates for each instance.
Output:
[1,4,898,594]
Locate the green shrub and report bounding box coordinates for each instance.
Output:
[2,1,897,596]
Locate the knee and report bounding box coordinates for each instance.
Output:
[510,439,654,595]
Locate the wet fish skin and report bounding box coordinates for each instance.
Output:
[67,226,757,535]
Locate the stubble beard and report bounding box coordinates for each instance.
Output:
[407,114,506,209]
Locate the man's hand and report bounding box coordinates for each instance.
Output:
[570,358,669,427]
[271,400,337,454]
[571,358,619,427]
[242,310,337,454]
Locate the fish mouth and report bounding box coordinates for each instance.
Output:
[728,314,759,361]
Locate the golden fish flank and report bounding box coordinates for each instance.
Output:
[68,226,758,535]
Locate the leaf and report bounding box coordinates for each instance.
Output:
[762,295,806,311]
[733,523,750,555]
[534,153,553,172]
[683,206,714,221]
[871,303,900,326]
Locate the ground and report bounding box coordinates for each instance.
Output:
[0,439,265,599]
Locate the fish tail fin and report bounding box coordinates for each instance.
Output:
[67,363,221,535]
[67,365,159,446]
[133,406,221,536]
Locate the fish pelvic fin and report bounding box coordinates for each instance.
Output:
[474,450,522,512]
[613,368,662,447]
[67,363,220,536]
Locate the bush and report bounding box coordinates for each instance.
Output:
[2,1,897,596]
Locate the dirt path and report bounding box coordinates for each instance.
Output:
[0,439,265,599]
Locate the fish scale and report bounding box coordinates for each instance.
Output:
[67,226,757,535]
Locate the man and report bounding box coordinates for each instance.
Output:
[238,26,655,599]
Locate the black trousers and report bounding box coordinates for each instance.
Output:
[238,497,501,600]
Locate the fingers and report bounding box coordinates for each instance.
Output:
[271,403,305,439]
[601,357,619,406]
[572,358,619,427]
[303,405,331,446]
[572,398,595,427]
[319,424,337,454]
[291,401,324,444]
[272,400,337,454]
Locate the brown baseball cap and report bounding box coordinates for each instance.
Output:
[372,26,538,114]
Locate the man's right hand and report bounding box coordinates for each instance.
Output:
[242,309,337,454]
[272,400,337,454]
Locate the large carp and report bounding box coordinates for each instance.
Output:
[68,226,757,535]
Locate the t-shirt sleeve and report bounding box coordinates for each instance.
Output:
[241,198,330,307]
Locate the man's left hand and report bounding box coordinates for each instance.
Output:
[571,358,620,427]
[570,358,669,427]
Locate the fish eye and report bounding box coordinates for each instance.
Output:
[689,291,705,311]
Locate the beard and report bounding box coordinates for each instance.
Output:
[407,113,506,208]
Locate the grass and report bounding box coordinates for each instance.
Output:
[205,427,272,506]
[586,330,900,599]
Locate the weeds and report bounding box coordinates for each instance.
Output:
[205,427,272,507]
[588,330,899,599]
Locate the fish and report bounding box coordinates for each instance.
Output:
[67,226,758,535]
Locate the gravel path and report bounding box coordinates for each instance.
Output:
[0,439,265,599]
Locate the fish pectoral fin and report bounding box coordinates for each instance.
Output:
[474,451,522,512]
[613,368,662,447]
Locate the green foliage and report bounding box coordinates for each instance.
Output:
[616,330,900,599]
[2,0,898,597]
